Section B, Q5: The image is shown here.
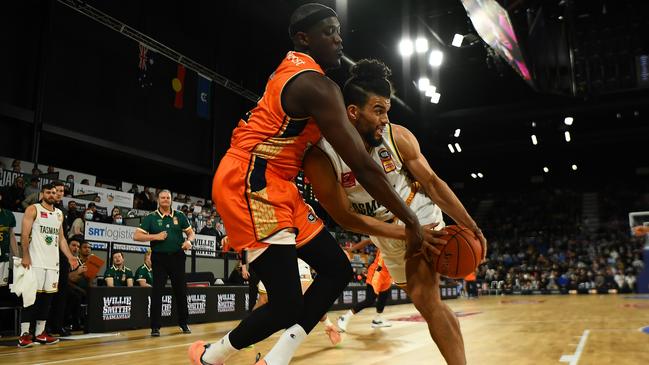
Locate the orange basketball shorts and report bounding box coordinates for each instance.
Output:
[366,255,393,294]
[212,150,324,252]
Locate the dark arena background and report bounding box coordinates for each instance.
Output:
[1,0,648,364]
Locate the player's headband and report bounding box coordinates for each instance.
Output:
[289,8,338,37]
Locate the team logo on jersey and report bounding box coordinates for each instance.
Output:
[45,236,53,245]
[378,148,396,173]
[40,212,49,218]
[306,204,318,223]
[341,171,356,188]
[173,217,179,225]
[52,282,58,289]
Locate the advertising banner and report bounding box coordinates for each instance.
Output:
[74,183,134,208]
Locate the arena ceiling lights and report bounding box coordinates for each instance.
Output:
[400,36,443,104]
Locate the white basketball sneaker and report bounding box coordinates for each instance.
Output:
[371,315,392,328]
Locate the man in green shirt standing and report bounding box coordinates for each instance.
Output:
[134,189,194,337]
[0,191,19,288]
[135,249,153,287]
[104,251,134,287]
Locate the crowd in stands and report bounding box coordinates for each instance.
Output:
[473,189,647,293]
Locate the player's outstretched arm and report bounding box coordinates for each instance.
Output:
[303,147,445,252]
[286,73,424,256]
[392,124,487,260]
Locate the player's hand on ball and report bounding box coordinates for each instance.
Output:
[419,222,449,260]
[422,222,448,246]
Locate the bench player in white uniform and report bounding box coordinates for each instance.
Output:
[303,59,487,365]
[255,257,341,345]
[18,183,78,348]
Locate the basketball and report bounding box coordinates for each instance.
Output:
[435,225,482,278]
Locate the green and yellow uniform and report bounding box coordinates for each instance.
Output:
[0,208,16,286]
[137,209,191,253]
[135,264,153,285]
[0,208,16,262]
[103,265,134,286]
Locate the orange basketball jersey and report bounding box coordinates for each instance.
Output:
[213,51,326,252]
[229,51,324,180]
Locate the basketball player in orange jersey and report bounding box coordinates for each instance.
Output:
[303,59,487,365]
[338,239,394,331]
[189,4,430,365]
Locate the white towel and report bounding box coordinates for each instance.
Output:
[10,257,38,307]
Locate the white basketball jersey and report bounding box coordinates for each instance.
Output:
[30,204,63,270]
[317,123,442,223]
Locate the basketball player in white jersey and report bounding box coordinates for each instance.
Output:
[18,183,78,347]
[303,59,487,365]
[254,257,341,345]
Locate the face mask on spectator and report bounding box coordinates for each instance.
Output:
[187,214,193,219]
[85,212,93,220]
[115,218,123,225]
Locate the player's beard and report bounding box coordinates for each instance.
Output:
[363,129,382,148]
[43,196,56,205]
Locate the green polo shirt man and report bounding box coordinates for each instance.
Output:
[135,250,153,286]
[0,203,18,287]
[138,208,192,253]
[104,251,134,287]
[134,189,195,336]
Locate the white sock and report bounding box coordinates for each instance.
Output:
[202,332,237,364]
[343,309,354,320]
[323,317,333,327]
[36,320,46,335]
[20,322,30,335]
[263,324,307,365]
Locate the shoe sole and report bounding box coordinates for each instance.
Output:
[371,323,393,328]
[18,343,34,348]
[35,340,60,345]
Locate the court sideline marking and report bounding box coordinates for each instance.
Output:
[559,329,590,365]
[34,342,192,364]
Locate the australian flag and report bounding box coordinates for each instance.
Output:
[138,43,155,88]
[197,73,212,119]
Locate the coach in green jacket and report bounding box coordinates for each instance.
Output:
[134,189,194,337]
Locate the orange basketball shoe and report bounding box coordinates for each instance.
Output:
[324,323,342,345]
[188,341,222,365]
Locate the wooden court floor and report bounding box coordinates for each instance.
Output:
[1,294,648,364]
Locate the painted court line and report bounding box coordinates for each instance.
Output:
[35,342,192,364]
[559,329,590,365]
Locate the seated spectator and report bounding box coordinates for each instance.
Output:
[30,167,42,177]
[199,218,221,239]
[11,159,21,172]
[68,239,93,331]
[21,188,42,210]
[104,251,134,287]
[24,177,40,198]
[47,166,56,174]
[227,262,246,285]
[80,178,89,185]
[94,181,102,187]
[69,208,93,239]
[66,174,74,183]
[87,202,104,221]
[113,213,123,225]
[3,176,25,211]
[134,250,153,287]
